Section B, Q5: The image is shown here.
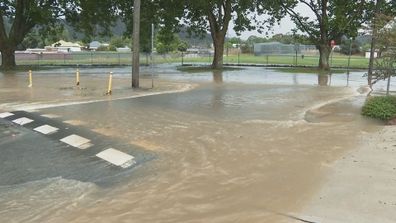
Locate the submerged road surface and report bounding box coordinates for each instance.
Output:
[0,67,386,222]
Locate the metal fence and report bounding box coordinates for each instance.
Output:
[0,51,369,69]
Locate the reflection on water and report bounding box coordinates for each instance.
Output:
[318,74,330,86]
[0,65,384,222]
[212,70,223,84]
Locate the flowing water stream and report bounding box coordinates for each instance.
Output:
[0,66,390,222]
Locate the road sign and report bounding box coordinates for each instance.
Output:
[330,40,336,47]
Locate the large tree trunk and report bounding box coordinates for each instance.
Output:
[211,32,225,69]
[0,47,16,70]
[318,44,331,70]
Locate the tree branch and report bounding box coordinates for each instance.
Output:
[221,0,232,33]
[281,2,316,37]
[0,11,8,48]
[300,0,321,21]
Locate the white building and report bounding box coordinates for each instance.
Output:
[47,40,82,52]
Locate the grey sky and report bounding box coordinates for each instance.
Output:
[228,4,316,40]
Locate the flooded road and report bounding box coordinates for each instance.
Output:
[0,66,388,222]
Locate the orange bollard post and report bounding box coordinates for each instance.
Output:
[106,72,113,95]
[28,70,32,88]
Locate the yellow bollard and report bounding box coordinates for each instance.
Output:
[76,68,80,86]
[106,72,113,95]
[28,70,32,88]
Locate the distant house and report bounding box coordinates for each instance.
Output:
[365,51,379,58]
[88,41,110,51]
[47,40,82,52]
[116,47,131,52]
[89,41,102,50]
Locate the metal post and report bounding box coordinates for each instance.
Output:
[151,23,154,88]
[76,68,80,86]
[346,71,350,87]
[386,75,391,96]
[132,0,141,88]
[347,38,352,73]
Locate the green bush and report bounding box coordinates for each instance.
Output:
[362,96,396,120]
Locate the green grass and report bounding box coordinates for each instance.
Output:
[271,67,353,74]
[221,54,369,68]
[176,65,243,73]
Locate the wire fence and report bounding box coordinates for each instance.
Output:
[0,51,370,69]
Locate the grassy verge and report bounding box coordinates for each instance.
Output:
[270,67,351,74]
[176,65,243,73]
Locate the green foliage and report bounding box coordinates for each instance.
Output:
[156,34,181,54]
[370,15,396,88]
[119,0,184,53]
[177,41,189,52]
[96,45,110,51]
[261,0,396,69]
[340,39,361,55]
[108,36,130,51]
[362,96,396,120]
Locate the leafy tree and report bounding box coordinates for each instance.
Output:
[369,16,396,95]
[0,0,118,70]
[109,36,130,51]
[339,39,361,55]
[183,0,280,69]
[177,40,189,52]
[118,0,184,53]
[265,0,382,70]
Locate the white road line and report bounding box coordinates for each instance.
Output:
[33,125,59,135]
[0,112,14,118]
[60,134,92,149]
[96,148,135,168]
[41,114,60,118]
[12,117,34,125]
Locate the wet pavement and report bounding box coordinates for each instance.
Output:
[0,65,391,222]
[0,111,152,186]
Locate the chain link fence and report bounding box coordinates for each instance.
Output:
[0,51,369,69]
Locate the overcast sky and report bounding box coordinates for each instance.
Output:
[228,15,297,39]
[228,4,315,39]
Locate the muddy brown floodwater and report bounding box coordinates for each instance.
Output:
[0,67,388,222]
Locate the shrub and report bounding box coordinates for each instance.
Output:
[362,96,396,120]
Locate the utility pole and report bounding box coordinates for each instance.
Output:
[132,0,141,88]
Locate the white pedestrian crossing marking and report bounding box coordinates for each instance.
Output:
[0,112,14,118]
[60,134,92,149]
[41,114,60,118]
[34,125,59,135]
[96,148,135,168]
[12,117,34,125]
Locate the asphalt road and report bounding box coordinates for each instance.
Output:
[0,111,152,187]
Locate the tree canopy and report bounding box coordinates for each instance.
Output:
[0,0,118,69]
[182,0,281,68]
[264,0,378,70]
